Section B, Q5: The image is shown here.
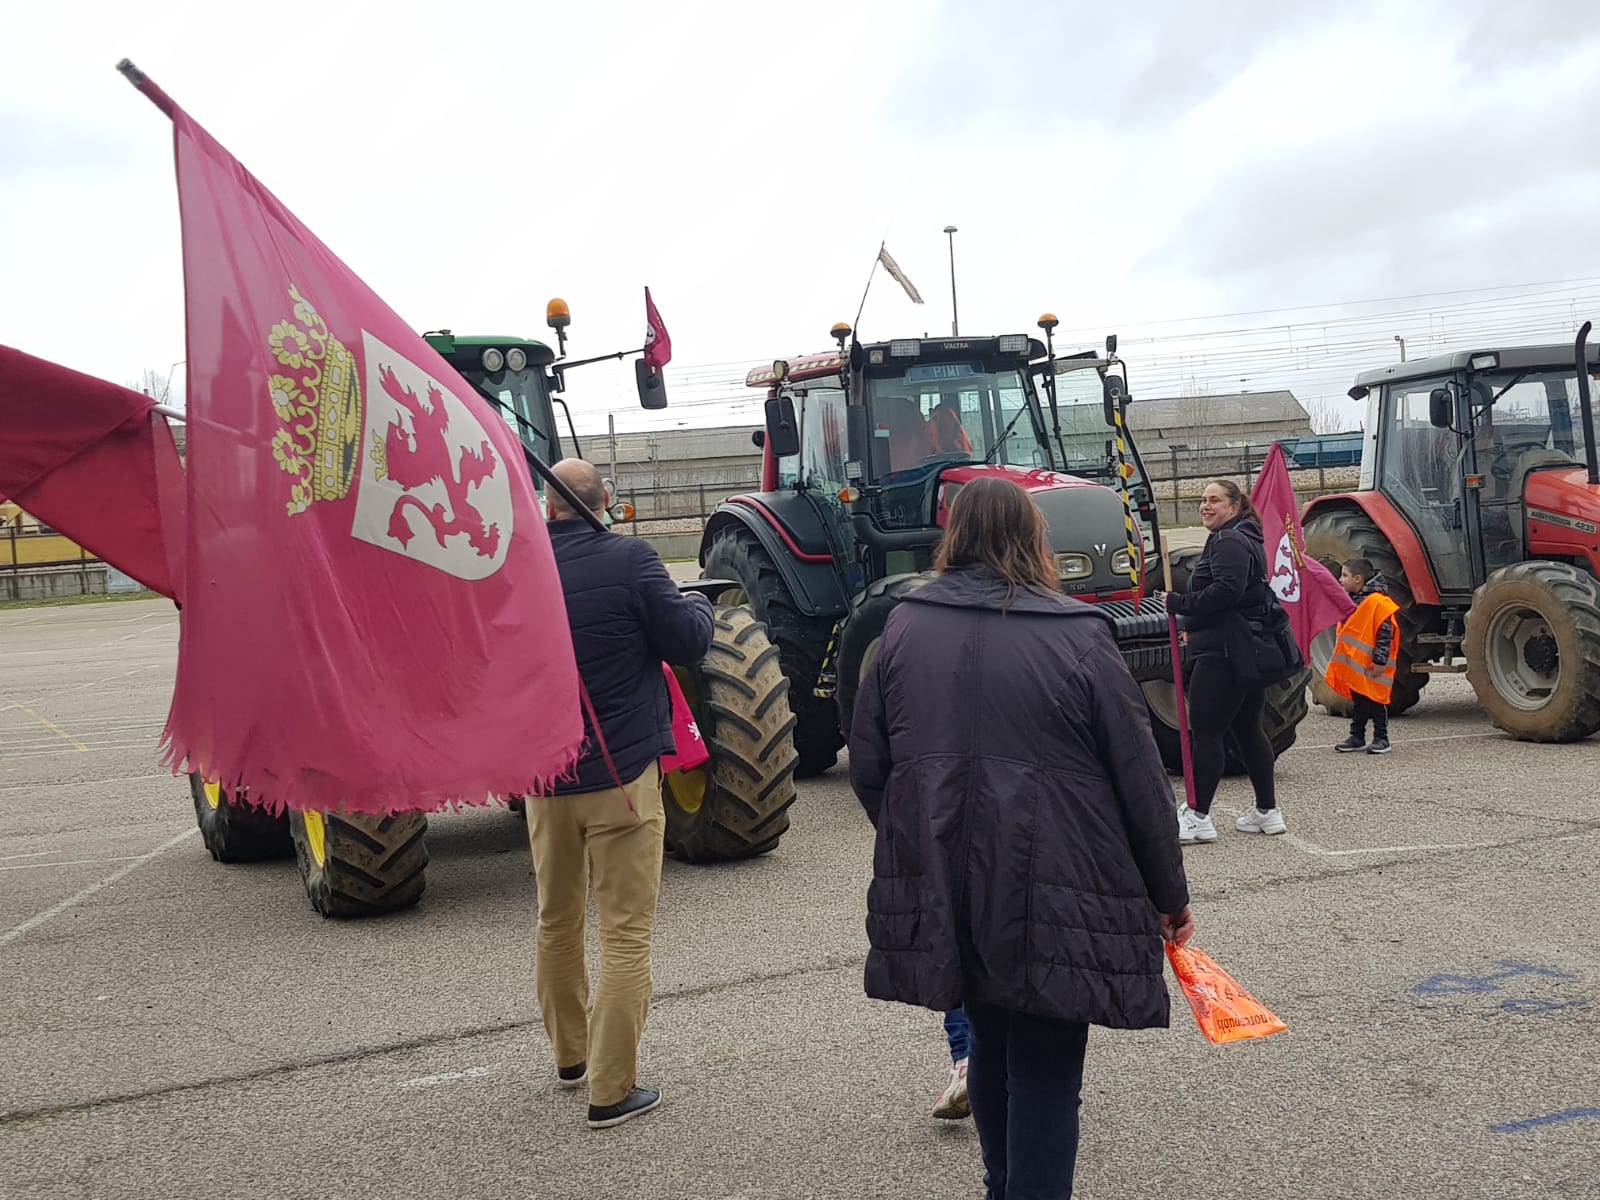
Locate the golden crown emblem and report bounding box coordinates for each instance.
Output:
[267,284,364,516]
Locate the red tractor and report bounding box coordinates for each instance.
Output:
[1302,327,1600,740]
[689,320,1309,785]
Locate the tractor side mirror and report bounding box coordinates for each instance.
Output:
[1132,484,1153,517]
[1428,387,1453,429]
[635,359,668,410]
[1102,374,1126,426]
[764,395,800,458]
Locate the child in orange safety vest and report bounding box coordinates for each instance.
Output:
[1327,557,1401,755]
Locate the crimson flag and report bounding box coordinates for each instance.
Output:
[643,287,672,370]
[127,69,583,814]
[0,346,185,600]
[659,664,709,774]
[1250,442,1354,660]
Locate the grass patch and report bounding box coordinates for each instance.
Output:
[0,590,164,611]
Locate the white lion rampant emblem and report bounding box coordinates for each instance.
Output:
[1270,533,1301,603]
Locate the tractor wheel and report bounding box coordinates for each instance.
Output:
[189,774,293,863]
[1302,506,1436,717]
[834,574,934,740]
[290,809,429,918]
[1142,545,1310,775]
[703,525,842,777]
[1463,561,1600,742]
[663,604,800,862]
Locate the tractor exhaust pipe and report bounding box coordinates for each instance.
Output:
[1576,321,1599,486]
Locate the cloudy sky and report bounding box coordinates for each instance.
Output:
[4,0,1597,435]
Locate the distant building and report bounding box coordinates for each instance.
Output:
[1125,391,1312,452]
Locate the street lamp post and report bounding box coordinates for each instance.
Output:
[943,225,959,336]
[1394,335,1407,362]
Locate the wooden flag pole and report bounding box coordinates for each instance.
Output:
[1161,533,1198,809]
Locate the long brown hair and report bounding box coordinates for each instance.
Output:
[1205,478,1259,524]
[935,476,1060,599]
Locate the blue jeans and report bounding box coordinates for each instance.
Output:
[965,1002,1090,1200]
[943,1008,970,1063]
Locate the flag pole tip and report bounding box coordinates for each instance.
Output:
[116,58,142,81]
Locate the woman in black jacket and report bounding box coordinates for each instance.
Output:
[1162,479,1287,843]
[849,477,1194,1200]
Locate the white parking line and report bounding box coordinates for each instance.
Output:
[0,827,198,948]
[0,772,173,795]
[0,856,145,872]
[397,1066,496,1090]
[1210,804,1507,859]
[0,851,55,863]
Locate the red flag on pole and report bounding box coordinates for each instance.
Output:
[1250,442,1354,660]
[0,346,185,600]
[658,664,709,774]
[643,287,672,370]
[121,64,583,814]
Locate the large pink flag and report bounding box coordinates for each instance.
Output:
[125,67,583,814]
[1251,442,1354,660]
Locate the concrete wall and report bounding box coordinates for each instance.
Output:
[2,564,109,601]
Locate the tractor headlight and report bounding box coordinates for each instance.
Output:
[505,347,528,372]
[1056,552,1093,580]
[997,335,1029,354]
[889,339,921,358]
[1111,548,1134,576]
[481,347,505,373]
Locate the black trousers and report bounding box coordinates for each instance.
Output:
[966,1002,1091,1200]
[1186,655,1278,816]
[1351,693,1389,740]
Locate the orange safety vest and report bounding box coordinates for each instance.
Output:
[1324,593,1401,704]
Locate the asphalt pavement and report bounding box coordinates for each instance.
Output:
[2,596,1598,1199]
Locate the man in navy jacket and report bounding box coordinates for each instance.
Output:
[529,458,713,1130]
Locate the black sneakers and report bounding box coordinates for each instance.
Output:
[1335,735,1366,753]
[588,1085,662,1130]
[556,1061,587,1089]
[1368,738,1392,755]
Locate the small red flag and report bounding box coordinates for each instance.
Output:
[126,70,583,814]
[0,346,185,600]
[1250,442,1354,660]
[643,287,672,370]
[659,664,709,774]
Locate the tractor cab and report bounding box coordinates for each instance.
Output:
[423,299,665,521]
[1347,342,1600,601]
[701,320,1178,780]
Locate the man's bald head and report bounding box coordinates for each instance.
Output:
[546,458,608,520]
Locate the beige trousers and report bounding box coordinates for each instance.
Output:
[526,763,664,1107]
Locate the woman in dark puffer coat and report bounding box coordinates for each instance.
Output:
[849,477,1195,1200]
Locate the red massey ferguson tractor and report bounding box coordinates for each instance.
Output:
[1302,328,1600,740]
[687,322,1309,784]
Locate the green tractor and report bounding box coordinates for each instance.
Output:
[192,301,800,917]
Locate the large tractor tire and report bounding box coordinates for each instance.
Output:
[1142,544,1310,775]
[834,574,934,740]
[189,774,293,863]
[1463,561,1600,742]
[1302,506,1436,717]
[703,525,843,777]
[289,809,429,918]
[663,604,800,862]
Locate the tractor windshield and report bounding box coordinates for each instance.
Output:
[456,366,559,465]
[1472,368,1594,471]
[863,363,1048,481]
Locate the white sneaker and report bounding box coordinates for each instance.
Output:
[1177,806,1218,844]
[932,1058,970,1120]
[1236,807,1288,835]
